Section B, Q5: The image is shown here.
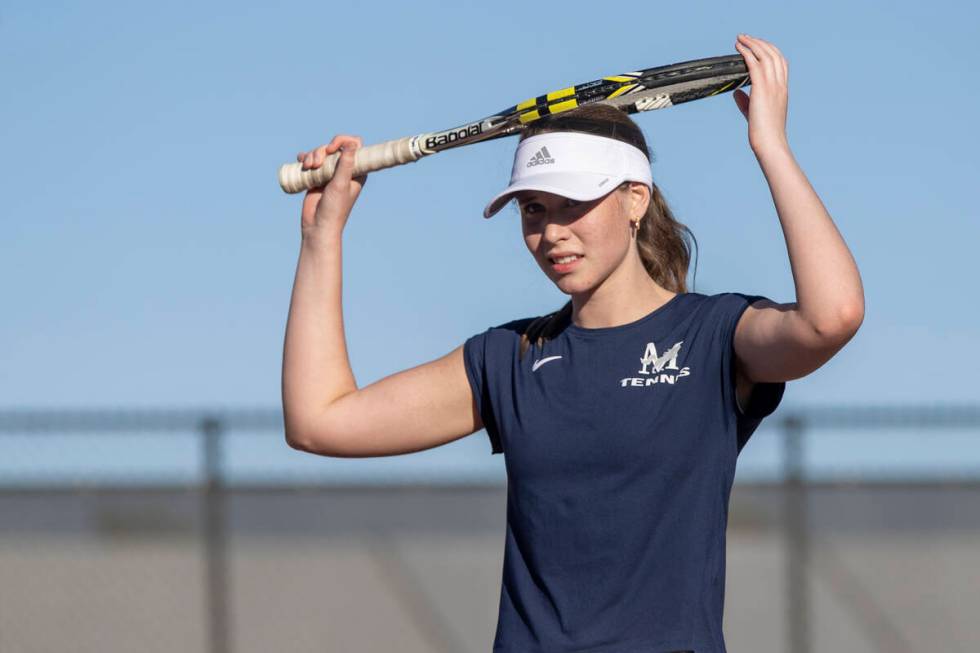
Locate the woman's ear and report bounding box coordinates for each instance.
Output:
[628,182,651,220]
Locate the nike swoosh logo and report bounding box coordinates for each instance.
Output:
[532,355,563,372]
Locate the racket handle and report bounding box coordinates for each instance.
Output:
[278,135,422,194]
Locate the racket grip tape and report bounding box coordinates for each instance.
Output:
[277,135,420,194]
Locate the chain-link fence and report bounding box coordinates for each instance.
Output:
[1,405,978,653]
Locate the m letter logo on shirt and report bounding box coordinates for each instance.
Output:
[620,340,691,388]
[639,341,683,374]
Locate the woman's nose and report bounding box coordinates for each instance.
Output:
[542,218,570,242]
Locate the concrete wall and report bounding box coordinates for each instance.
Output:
[1,483,978,653]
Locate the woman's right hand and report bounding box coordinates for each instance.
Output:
[297,134,368,236]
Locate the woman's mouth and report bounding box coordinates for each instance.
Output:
[549,254,583,273]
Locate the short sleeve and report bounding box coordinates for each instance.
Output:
[717,292,787,453]
[462,317,536,455]
[462,327,503,455]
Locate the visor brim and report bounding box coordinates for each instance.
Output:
[482,172,624,219]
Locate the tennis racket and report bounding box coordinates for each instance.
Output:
[278,54,749,194]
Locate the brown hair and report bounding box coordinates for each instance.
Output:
[515,103,699,359]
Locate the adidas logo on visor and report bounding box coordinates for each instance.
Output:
[526,146,555,167]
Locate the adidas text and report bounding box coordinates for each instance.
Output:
[526,146,555,167]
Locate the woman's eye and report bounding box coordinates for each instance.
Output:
[522,202,544,215]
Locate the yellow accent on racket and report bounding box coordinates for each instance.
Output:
[546,87,576,101]
[607,84,638,99]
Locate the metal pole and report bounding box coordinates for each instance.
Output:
[782,415,809,653]
[202,417,230,653]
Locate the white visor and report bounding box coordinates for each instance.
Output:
[482,131,653,219]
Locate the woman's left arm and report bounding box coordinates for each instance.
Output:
[731,33,865,384]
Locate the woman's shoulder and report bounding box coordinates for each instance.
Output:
[466,315,534,338]
[491,315,540,332]
[483,314,548,342]
[686,290,772,310]
[468,310,561,348]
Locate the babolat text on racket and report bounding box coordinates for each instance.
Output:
[277,54,749,194]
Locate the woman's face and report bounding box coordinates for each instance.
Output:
[517,185,635,297]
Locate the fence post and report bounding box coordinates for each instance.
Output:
[782,414,809,653]
[201,416,230,653]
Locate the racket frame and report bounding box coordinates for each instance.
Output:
[278,54,750,193]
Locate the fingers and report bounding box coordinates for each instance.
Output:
[329,135,363,186]
[736,34,787,87]
[732,88,750,120]
[297,134,364,170]
[735,34,760,66]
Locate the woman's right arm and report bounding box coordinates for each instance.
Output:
[281,134,484,457]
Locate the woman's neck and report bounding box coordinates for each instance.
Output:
[569,254,677,329]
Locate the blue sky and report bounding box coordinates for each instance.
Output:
[2,0,978,420]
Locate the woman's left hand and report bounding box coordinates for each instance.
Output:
[733,34,789,154]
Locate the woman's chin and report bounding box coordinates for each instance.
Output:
[539,262,594,294]
[553,277,592,295]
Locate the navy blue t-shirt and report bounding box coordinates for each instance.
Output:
[463,291,786,653]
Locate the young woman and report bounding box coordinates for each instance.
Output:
[282,34,864,653]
